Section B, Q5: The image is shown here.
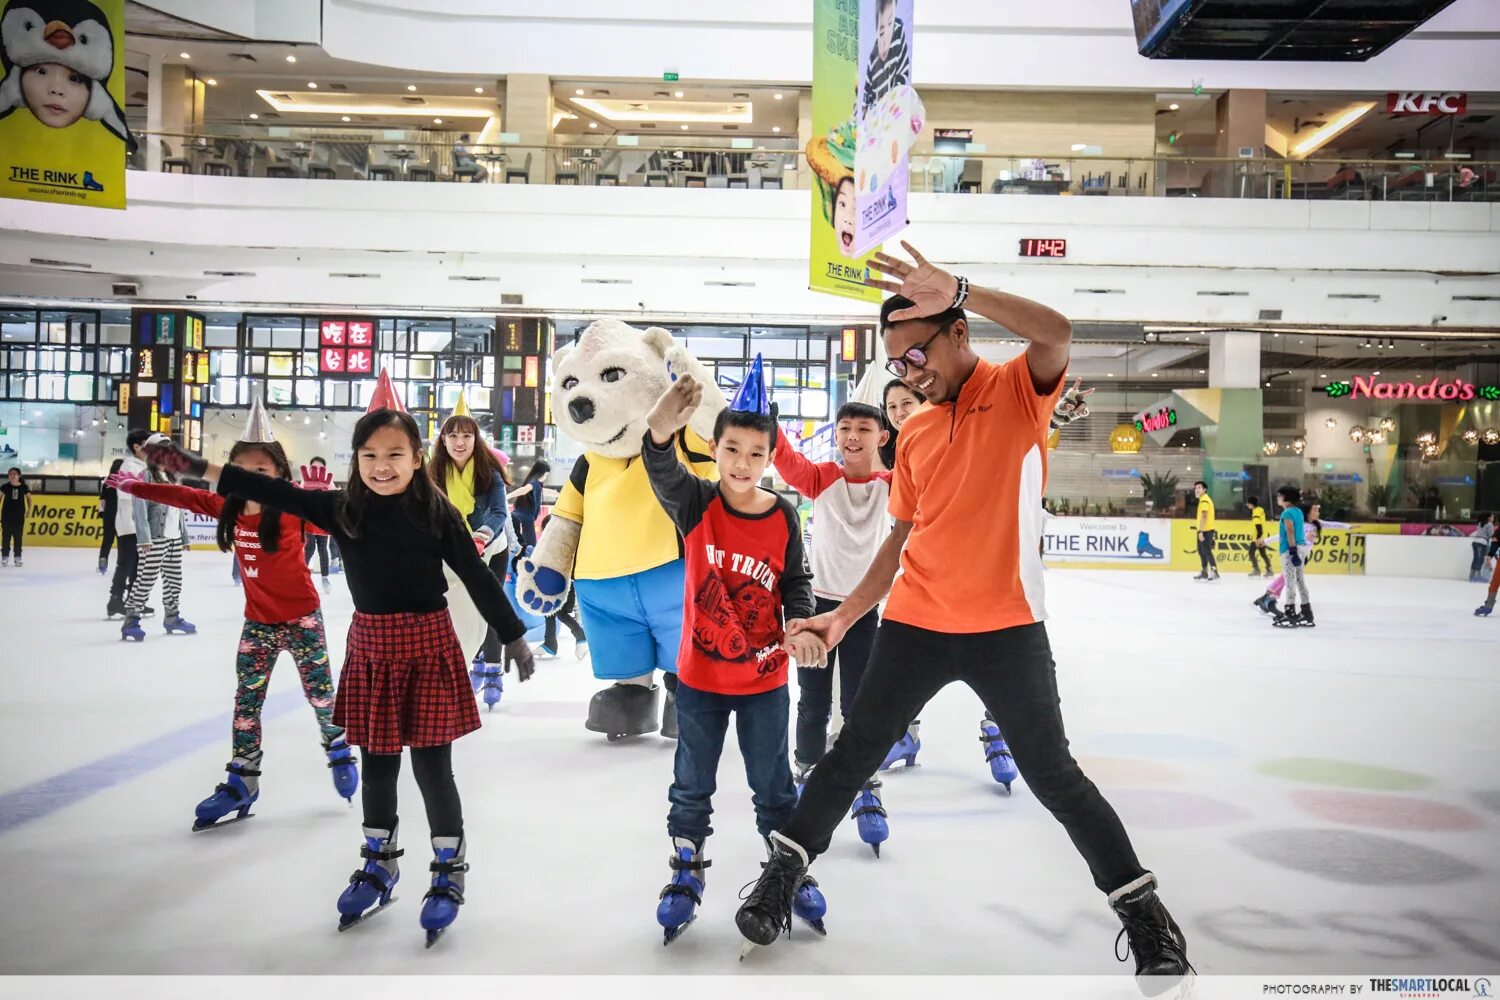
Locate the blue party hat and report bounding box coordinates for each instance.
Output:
[730,353,771,416]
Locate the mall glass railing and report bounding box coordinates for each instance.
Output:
[131,130,1497,202]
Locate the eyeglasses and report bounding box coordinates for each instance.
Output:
[884,324,950,378]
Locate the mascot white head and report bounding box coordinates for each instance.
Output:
[551,319,723,459]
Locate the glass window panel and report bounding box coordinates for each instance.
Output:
[502,356,522,371]
[205,326,238,348]
[409,356,435,379]
[40,373,66,399]
[470,386,492,412]
[354,380,375,409]
[247,354,267,376]
[501,372,522,387]
[68,374,93,400]
[295,379,320,405]
[771,389,801,416]
[682,331,746,359]
[212,350,238,377]
[416,329,450,353]
[272,328,301,350]
[100,323,129,345]
[1,311,37,344]
[267,379,294,405]
[755,335,806,361]
[325,381,352,408]
[267,352,295,377]
[800,389,829,418]
[392,356,408,380]
[805,364,828,389]
[43,322,68,345]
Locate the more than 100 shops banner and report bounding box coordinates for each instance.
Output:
[0,0,135,209]
[22,495,218,548]
[1040,516,1402,574]
[808,0,922,301]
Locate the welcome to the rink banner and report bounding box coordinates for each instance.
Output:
[808,0,922,301]
[1040,517,1403,574]
[0,0,134,209]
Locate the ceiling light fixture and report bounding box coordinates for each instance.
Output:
[1291,102,1376,158]
[474,87,484,94]
[341,115,351,122]
[575,88,585,96]
[307,81,317,89]
[674,90,685,98]
[588,122,598,129]
[772,126,781,133]
[248,113,259,119]
[285,55,297,63]
[407,84,417,92]
[774,92,784,100]
[680,124,689,130]
[1168,102,1180,110]
[179,52,190,59]
[205,78,217,86]
[433,117,443,124]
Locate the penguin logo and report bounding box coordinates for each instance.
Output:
[0,0,137,152]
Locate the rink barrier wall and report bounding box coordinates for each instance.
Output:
[1363,533,1483,580]
[1040,516,1403,574]
[20,495,216,549]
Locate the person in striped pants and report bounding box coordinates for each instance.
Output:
[121,434,196,640]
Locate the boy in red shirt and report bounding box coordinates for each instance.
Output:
[641,360,829,944]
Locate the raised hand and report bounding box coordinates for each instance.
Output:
[143,436,207,478]
[503,637,535,682]
[299,464,334,490]
[106,470,147,495]
[646,374,703,443]
[865,242,959,322]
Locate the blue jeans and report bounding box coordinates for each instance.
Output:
[667,679,797,846]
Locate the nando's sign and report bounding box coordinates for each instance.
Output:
[1322,376,1500,403]
[1134,406,1178,433]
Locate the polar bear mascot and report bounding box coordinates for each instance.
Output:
[515,319,725,741]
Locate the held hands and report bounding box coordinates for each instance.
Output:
[787,608,850,653]
[106,470,147,495]
[785,632,828,668]
[865,242,959,321]
[298,465,334,490]
[503,637,535,682]
[472,525,494,554]
[646,375,703,445]
[143,436,207,478]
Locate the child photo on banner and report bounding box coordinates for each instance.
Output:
[853,0,922,257]
[0,0,134,209]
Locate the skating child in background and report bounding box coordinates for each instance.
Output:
[97,459,123,575]
[771,401,896,851]
[1470,513,1494,583]
[1246,496,1274,577]
[1,467,30,567]
[1475,560,1499,617]
[302,456,335,593]
[107,431,151,618]
[1254,498,1346,628]
[111,402,355,830]
[121,435,195,639]
[144,397,534,948]
[640,361,830,944]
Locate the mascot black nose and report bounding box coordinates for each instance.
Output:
[568,397,595,424]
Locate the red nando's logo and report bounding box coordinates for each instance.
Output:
[1324,377,1500,402]
[1134,407,1177,433]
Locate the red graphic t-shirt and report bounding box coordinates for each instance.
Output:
[641,434,814,696]
[130,481,323,624]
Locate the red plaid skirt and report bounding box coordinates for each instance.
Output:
[333,610,481,755]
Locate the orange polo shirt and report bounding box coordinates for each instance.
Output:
[885,355,1064,633]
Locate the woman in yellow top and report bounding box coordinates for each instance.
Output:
[428,409,522,687]
[1192,480,1219,580]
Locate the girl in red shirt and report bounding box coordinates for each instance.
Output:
[111,438,357,831]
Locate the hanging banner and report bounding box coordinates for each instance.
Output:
[0,0,134,209]
[851,0,921,256]
[807,0,883,303]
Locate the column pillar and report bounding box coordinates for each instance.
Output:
[1202,331,1265,507]
[1212,89,1266,197]
[145,57,202,172]
[502,73,554,183]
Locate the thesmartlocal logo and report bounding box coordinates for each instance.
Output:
[1368,976,1483,997]
[1322,376,1500,402]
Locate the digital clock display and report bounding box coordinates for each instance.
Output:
[1019,238,1067,258]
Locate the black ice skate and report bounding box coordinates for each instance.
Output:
[1110,874,1193,997]
[1272,605,1303,628]
[1295,602,1316,627]
[735,831,811,959]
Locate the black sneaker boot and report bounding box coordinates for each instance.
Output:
[1296,602,1315,627]
[1110,874,1193,996]
[735,831,810,948]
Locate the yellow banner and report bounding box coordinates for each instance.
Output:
[22,495,105,547]
[1168,520,1402,575]
[0,0,131,209]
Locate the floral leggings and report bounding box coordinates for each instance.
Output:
[234,610,343,757]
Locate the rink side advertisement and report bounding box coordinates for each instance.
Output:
[0,0,133,209]
[807,0,890,302]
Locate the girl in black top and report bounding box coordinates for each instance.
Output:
[146,409,534,946]
[511,459,549,550]
[1,467,30,567]
[878,380,923,471]
[97,458,123,575]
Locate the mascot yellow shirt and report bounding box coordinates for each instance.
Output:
[552,428,718,580]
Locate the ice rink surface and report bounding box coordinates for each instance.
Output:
[0,548,1496,976]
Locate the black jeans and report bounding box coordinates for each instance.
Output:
[668,679,797,845]
[794,597,878,767]
[304,534,329,577]
[361,744,463,838]
[544,587,586,650]
[98,517,116,565]
[109,533,138,602]
[1246,539,1273,573]
[784,620,1147,895]
[479,552,514,663]
[1,516,21,558]
[1197,530,1218,573]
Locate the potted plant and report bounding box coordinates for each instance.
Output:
[1138,471,1179,515]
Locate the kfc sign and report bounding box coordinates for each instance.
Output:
[1386,92,1467,116]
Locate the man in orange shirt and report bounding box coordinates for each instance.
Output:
[736,244,1192,994]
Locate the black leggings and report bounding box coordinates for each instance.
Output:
[544,587,586,649]
[1,517,21,558]
[361,744,463,838]
[98,517,117,564]
[304,534,329,577]
[786,620,1146,895]
[1246,539,1273,573]
[479,552,512,662]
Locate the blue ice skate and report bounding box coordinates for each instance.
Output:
[980,714,1018,791]
[419,835,468,948]
[120,615,145,642]
[324,734,358,803]
[656,838,709,945]
[163,614,197,635]
[850,779,888,857]
[338,826,401,931]
[1136,532,1165,559]
[469,655,484,693]
[1476,602,1494,617]
[193,757,261,831]
[879,725,920,770]
[794,874,828,935]
[476,657,503,710]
